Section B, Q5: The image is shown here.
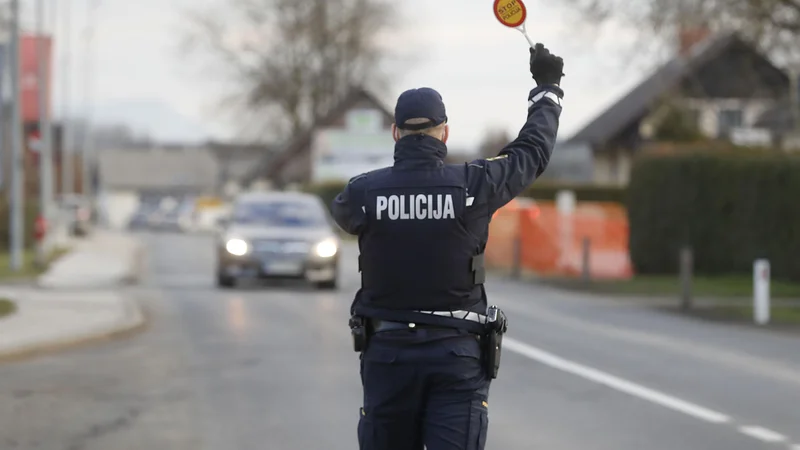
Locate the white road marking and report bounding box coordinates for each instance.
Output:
[737,426,786,443]
[503,337,731,424]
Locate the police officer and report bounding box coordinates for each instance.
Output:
[331,43,564,450]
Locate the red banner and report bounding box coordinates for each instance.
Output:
[20,34,53,123]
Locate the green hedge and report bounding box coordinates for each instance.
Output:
[305,180,627,209]
[628,150,800,282]
[0,196,40,251]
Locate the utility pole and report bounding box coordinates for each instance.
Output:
[8,0,25,271]
[81,0,100,201]
[790,66,800,133]
[50,0,58,203]
[36,0,54,267]
[783,65,800,152]
[61,0,73,197]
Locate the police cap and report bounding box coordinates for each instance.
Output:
[394,87,448,130]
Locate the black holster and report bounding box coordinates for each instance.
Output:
[483,306,507,379]
[483,329,503,379]
[349,315,369,353]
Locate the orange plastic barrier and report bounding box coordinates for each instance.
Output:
[487,200,633,280]
[485,199,523,271]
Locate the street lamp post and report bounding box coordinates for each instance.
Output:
[81,0,101,202]
[36,0,54,267]
[790,66,800,134]
[61,0,73,197]
[8,0,25,271]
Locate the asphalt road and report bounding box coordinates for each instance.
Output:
[1,232,799,450]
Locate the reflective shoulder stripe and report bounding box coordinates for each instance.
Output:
[485,155,508,162]
[528,91,562,108]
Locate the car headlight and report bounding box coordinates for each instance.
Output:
[314,238,338,258]
[225,238,249,256]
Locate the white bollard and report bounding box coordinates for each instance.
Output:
[753,259,771,325]
[555,190,576,269]
[555,190,576,216]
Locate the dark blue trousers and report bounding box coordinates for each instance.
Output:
[358,328,491,450]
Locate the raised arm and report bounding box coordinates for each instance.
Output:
[467,43,565,213]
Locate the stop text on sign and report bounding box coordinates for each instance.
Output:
[493,0,527,28]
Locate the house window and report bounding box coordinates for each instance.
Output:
[717,108,743,137]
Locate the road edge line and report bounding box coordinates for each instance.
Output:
[738,425,787,443]
[502,336,731,424]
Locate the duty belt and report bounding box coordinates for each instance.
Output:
[367,311,489,334]
[413,309,489,325]
[371,319,456,333]
[356,308,491,335]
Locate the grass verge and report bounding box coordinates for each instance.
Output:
[542,275,800,299]
[0,298,16,318]
[0,246,71,281]
[671,305,800,329]
[695,305,800,323]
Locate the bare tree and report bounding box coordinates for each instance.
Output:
[182,0,398,141]
[564,0,800,62]
[478,128,513,159]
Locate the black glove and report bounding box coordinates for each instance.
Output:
[529,43,564,86]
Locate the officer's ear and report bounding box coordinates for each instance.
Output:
[442,124,450,144]
[392,124,400,142]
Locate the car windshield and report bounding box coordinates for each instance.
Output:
[232,200,326,227]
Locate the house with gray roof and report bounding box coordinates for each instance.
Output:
[239,86,483,188]
[206,140,277,191]
[96,148,219,229]
[561,30,796,186]
[97,148,219,195]
[240,86,396,188]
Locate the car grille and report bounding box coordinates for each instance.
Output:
[250,239,310,255]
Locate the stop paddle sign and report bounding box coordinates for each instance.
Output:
[493,0,535,48]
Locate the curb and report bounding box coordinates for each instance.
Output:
[0,295,148,364]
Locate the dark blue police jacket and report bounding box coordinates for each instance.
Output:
[331,85,563,330]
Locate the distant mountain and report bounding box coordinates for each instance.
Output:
[88,99,211,144]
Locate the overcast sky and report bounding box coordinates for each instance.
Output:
[32,0,670,151]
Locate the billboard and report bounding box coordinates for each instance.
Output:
[310,108,395,183]
[20,34,53,123]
